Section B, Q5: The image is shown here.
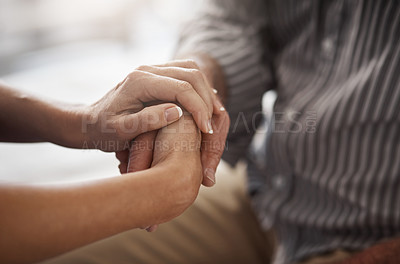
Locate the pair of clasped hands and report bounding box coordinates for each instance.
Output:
[87,60,229,231]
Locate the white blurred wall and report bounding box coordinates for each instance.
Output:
[0,0,200,184]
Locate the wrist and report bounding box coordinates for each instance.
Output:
[176,52,228,103]
[54,104,92,149]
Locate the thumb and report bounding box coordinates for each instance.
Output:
[200,111,230,187]
[122,103,183,139]
[127,131,157,173]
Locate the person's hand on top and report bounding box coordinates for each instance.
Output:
[83,59,219,152]
[115,59,230,187]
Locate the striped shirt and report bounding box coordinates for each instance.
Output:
[177,0,400,263]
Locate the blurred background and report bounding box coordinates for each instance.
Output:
[0,0,200,184]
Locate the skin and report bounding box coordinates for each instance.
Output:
[0,59,229,183]
[115,54,230,232]
[0,58,229,262]
[151,59,230,185]
[116,55,230,186]
[0,113,202,264]
[118,104,229,232]
[173,54,400,264]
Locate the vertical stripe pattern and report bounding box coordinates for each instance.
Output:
[176,0,400,263]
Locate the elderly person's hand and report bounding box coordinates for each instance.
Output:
[122,106,229,232]
[117,112,203,233]
[0,57,228,185]
[116,59,230,187]
[83,60,221,152]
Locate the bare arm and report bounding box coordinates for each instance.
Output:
[115,58,230,186]
[0,59,219,150]
[0,82,86,145]
[0,114,202,264]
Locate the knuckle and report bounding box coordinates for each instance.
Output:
[136,65,151,72]
[184,59,200,70]
[202,141,223,158]
[188,69,203,81]
[217,110,230,125]
[177,80,193,93]
[207,147,222,158]
[127,70,143,79]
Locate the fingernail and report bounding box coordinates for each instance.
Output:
[215,99,225,112]
[204,168,216,184]
[164,106,183,122]
[212,88,218,94]
[208,120,213,134]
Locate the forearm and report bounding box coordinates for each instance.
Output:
[337,238,400,264]
[0,83,87,147]
[0,168,180,263]
[0,114,202,264]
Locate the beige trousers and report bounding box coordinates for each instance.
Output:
[40,162,352,264]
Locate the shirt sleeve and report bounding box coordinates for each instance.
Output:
[175,0,274,166]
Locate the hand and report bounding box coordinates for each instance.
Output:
[115,132,156,175]
[83,60,218,152]
[162,58,230,186]
[117,111,203,231]
[117,105,229,187]
[115,131,159,232]
[128,112,202,228]
[0,114,202,264]
[200,104,230,186]
[117,61,229,187]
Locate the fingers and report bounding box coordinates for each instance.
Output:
[127,131,158,173]
[154,59,222,117]
[128,71,212,134]
[213,93,226,112]
[117,131,157,174]
[154,59,201,70]
[200,108,230,187]
[137,65,214,119]
[116,150,129,174]
[128,131,159,233]
[124,60,215,134]
[121,103,183,140]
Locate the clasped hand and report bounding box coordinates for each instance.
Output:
[83,59,229,187]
